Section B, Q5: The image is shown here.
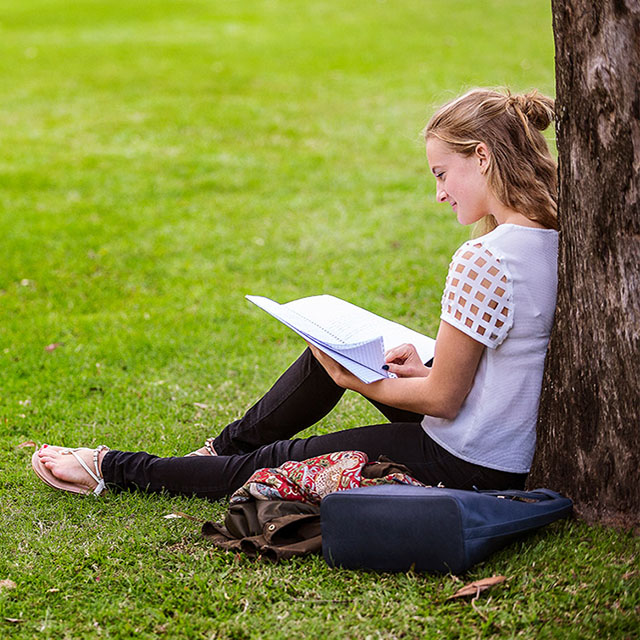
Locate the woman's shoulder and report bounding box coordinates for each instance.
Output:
[473,223,558,249]
[450,229,510,271]
[452,224,558,266]
[443,237,514,348]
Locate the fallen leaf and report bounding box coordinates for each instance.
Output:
[0,579,16,591]
[45,343,63,352]
[163,511,203,522]
[5,618,22,624]
[17,441,37,449]
[446,575,507,600]
[47,588,60,593]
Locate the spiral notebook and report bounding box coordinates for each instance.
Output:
[246,294,435,383]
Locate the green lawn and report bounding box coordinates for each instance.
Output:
[0,0,638,637]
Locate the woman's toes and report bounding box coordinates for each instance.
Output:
[38,447,97,489]
[38,444,63,458]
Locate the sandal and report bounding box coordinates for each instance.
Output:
[186,437,217,457]
[32,445,110,496]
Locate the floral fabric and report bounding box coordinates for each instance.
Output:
[230,450,424,505]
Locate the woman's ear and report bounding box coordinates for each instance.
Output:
[475,143,490,173]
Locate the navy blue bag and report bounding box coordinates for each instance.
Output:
[321,485,572,574]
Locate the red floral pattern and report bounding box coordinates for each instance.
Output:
[231,450,424,505]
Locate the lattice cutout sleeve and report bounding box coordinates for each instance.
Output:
[440,242,514,348]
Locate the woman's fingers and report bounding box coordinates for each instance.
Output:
[384,343,419,364]
[383,343,430,378]
[384,344,409,362]
[386,359,431,378]
[385,361,405,375]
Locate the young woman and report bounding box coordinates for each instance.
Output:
[33,88,559,499]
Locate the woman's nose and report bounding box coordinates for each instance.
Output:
[436,186,447,203]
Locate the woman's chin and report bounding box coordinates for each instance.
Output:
[455,211,469,225]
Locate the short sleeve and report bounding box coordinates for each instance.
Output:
[440,241,514,348]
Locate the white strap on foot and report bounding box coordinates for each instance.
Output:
[63,445,109,496]
[204,438,217,456]
[186,437,217,457]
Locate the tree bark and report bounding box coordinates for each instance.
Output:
[528,0,640,527]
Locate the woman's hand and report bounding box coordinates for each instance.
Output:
[384,343,431,378]
[306,343,363,391]
[309,321,484,419]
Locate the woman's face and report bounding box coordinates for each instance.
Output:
[426,137,492,226]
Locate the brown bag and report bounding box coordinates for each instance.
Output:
[202,500,321,561]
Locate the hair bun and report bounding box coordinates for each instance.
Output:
[508,91,555,131]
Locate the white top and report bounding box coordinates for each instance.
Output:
[421,224,558,473]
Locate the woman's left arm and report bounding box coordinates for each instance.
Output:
[308,320,485,420]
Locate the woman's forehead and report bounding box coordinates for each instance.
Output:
[426,138,453,166]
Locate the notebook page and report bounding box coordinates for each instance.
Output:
[283,295,435,362]
[246,294,435,383]
[246,296,357,348]
[246,296,388,381]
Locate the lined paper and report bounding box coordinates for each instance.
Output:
[246,294,435,383]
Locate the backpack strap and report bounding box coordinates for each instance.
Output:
[474,488,565,502]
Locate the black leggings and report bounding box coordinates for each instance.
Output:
[101,349,527,500]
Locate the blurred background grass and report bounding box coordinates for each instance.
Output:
[2,2,636,638]
[0,0,555,449]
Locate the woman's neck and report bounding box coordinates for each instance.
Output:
[491,204,545,229]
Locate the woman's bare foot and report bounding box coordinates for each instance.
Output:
[37,445,107,491]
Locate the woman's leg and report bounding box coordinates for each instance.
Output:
[211,348,345,455]
[366,399,423,424]
[103,423,526,500]
[211,348,423,456]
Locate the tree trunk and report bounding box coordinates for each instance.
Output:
[528,0,640,527]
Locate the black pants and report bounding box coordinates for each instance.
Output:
[102,349,527,500]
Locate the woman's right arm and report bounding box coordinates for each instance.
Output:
[312,239,514,418]
[364,320,485,419]
[310,319,485,419]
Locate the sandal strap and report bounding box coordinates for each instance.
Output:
[186,438,217,457]
[63,446,110,496]
[93,445,109,495]
[204,438,217,456]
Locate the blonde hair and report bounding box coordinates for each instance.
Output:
[424,88,558,232]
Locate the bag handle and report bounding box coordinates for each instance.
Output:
[474,487,565,502]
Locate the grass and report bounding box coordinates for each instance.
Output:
[0,0,638,637]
